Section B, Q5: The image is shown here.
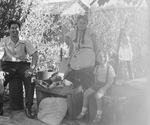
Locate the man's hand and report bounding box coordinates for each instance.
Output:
[25,68,34,77]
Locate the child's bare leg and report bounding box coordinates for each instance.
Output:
[93,93,103,122]
[95,97,102,112]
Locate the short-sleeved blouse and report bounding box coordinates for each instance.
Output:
[66,28,95,53]
[66,27,96,70]
[0,36,36,62]
[94,64,115,83]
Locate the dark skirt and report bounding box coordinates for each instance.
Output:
[65,67,95,90]
[91,81,106,92]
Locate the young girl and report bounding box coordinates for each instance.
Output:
[77,50,115,123]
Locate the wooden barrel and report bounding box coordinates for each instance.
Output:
[9,77,24,110]
[88,84,146,123]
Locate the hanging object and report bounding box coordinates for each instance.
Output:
[60,47,63,62]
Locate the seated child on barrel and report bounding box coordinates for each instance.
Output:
[77,50,115,123]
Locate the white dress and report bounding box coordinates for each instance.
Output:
[66,28,95,70]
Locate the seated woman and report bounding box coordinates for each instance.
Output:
[35,14,97,90]
[61,14,97,91]
[64,14,97,78]
[77,50,115,123]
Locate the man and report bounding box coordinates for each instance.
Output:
[0,20,38,118]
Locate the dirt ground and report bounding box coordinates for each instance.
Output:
[0,98,87,125]
[0,82,148,125]
[0,94,148,125]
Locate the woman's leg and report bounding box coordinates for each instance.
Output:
[83,88,95,108]
[64,65,72,78]
[77,87,95,119]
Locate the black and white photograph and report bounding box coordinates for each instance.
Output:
[0,0,149,125]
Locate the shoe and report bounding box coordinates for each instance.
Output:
[76,111,87,119]
[25,107,35,119]
[93,113,102,123]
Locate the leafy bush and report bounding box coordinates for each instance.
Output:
[20,1,148,79]
[89,6,148,78]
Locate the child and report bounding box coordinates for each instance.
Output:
[77,50,115,123]
[118,29,134,80]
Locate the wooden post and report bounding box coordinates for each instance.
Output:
[114,28,124,83]
[60,47,63,62]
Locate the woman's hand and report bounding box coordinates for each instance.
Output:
[98,87,107,95]
[96,87,107,99]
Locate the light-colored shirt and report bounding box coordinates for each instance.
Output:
[66,28,96,70]
[0,36,36,62]
[119,36,132,61]
[66,28,95,54]
[94,64,115,83]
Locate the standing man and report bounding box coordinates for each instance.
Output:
[0,20,38,118]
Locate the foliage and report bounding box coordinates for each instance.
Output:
[20,0,148,78]
[0,0,22,38]
[21,1,71,71]
[89,6,148,78]
[0,0,33,38]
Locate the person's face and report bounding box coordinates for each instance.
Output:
[9,24,20,37]
[77,18,88,30]
[97,52,107,65]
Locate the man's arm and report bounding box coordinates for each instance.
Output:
[25,51,38,77]
[65,36,73,57]
[30,51,38,70]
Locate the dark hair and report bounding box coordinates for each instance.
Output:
[97,49,109,62]
[73,14,88,45]
[77,14,88,23]
[7,20,21,30]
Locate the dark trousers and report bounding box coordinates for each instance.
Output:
[1,61,35,108]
